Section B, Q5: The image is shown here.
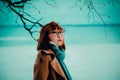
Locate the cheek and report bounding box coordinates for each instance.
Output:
[48,35,57,42]
[48,35,64,46]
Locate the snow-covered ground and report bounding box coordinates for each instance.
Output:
[0,25,120,80]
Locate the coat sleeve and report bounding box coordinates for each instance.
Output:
[34,51,51,80]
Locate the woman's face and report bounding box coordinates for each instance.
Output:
[48,29,64,46]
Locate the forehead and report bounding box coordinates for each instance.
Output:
[48,26,64,32]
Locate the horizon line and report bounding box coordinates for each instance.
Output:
[0,23,120,27]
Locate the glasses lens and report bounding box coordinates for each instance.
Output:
[49,31,64,36]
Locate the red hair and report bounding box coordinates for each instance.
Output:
[37,21,65,50]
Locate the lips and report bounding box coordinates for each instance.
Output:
[58,39,62,41]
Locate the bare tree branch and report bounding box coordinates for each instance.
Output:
[0,0,43,41]
[44,0,58,8]
[0,0,120,40]
[70,0,118,36]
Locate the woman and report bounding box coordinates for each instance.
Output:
[34,21,72,80]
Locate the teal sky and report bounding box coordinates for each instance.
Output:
[0,0,120,25]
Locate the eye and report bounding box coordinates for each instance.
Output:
[60,31,64,34]
[51,32,57,34]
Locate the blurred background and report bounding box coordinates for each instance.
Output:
[0,0,120,80]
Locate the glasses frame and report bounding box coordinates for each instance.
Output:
[48,31,65,36]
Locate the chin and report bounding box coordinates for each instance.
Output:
[57,41,64,46]
[58,43,63,46]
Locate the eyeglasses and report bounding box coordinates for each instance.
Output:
[49,31,64,36]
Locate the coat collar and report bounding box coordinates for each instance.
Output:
[40,49,67,80]
[51,58,67,80]
[41,49,54,55]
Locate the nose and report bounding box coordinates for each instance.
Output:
[57,33,61,38]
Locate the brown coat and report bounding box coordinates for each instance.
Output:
[34,49,67,80]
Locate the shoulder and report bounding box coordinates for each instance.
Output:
[36,49,55,62]
[37,49,54,56]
